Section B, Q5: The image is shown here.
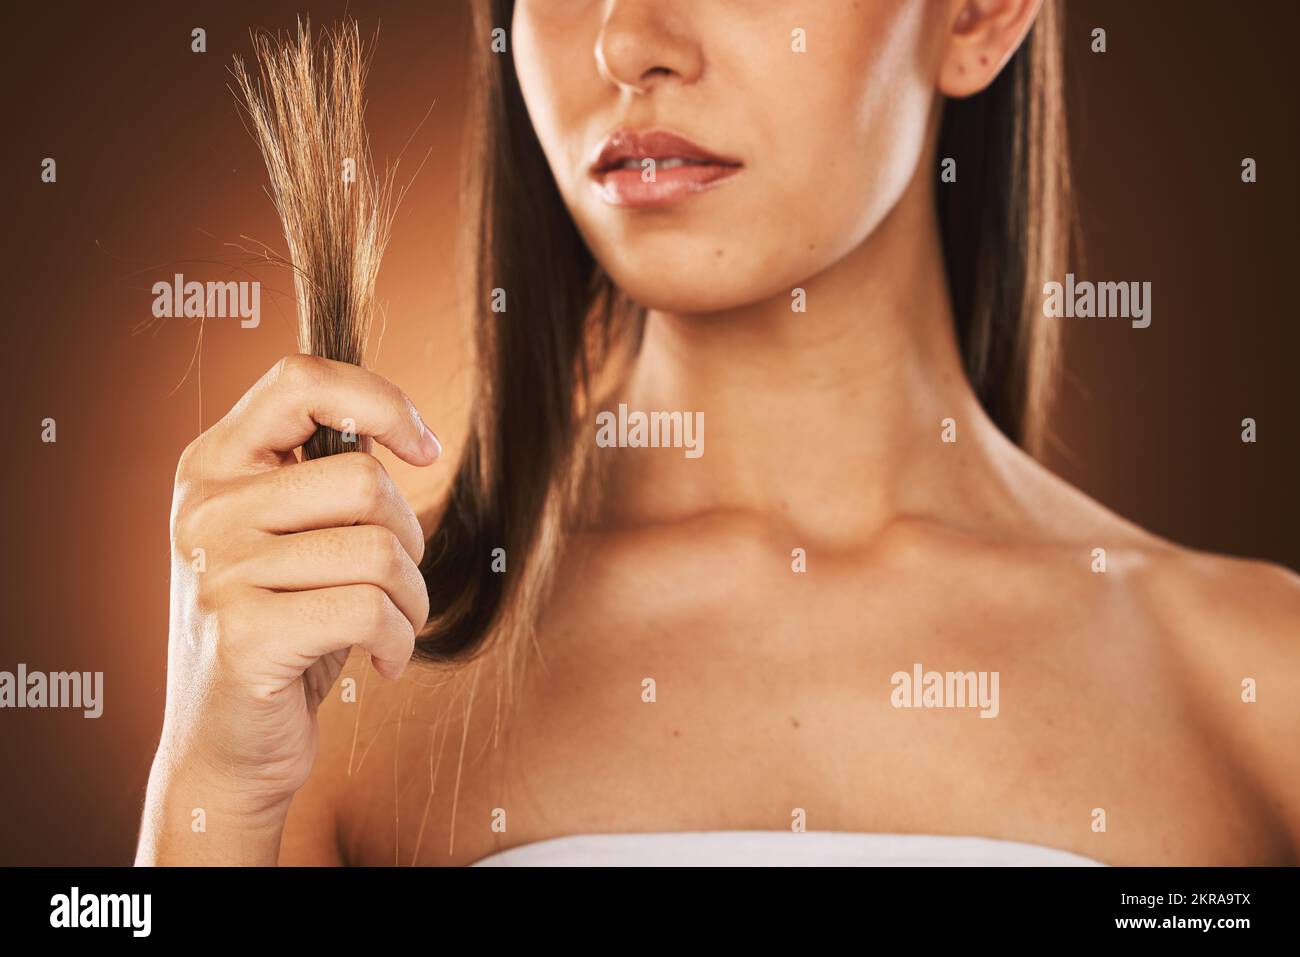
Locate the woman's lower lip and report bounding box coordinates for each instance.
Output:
[590,163,742,208]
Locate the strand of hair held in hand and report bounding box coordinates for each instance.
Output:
[232,17,396,459]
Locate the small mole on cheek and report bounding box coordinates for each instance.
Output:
[672,729,681,737]
[715,249,724,257]
[791,718,800,729]
[807,243,815,252]
[980,55,989,66]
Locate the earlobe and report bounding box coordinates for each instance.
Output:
[938,0,1044,99]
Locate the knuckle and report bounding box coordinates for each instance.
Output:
[191,578,216,615]
[383,610,416,662]
[176,438,200,477]
[412,582,430,633]
[169,502,191,546]
[369,375,422,446]
[192,575,227,620]
[355,583,393,630]
[171,494,214,550]
[345,453,387,507]
[174,429,217,487]
[271,353,325,394]
[364,527,405,578]
[395,623,416,662]
[407,512,427,565]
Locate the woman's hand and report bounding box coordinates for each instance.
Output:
[136,355,439,864]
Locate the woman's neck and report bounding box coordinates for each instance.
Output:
[602,161,1016,546]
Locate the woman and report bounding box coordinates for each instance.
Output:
[136,0,1300,866]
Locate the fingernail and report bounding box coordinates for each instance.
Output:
[420,424,442,460]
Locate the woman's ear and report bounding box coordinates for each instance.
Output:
[938,0,1044,99]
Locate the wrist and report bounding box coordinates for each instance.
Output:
[137,747,292,865]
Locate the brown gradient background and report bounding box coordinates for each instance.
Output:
[1,1,1295,865]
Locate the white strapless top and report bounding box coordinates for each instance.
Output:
[471,831,1105,867]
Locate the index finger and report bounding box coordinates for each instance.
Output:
[215,355,441,470]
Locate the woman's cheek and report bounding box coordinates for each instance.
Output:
[512,25,585,189]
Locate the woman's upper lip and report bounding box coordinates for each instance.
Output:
[589,128,743,174]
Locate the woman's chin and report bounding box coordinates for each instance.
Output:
[607,268,798,318]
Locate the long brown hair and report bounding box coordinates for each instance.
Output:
[416,0,1071,671]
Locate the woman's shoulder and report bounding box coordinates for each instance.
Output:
[1007,448,1298,663]
[1140,545,1300,849]
[1007,441,1298,689]
[1000,450,1300,846]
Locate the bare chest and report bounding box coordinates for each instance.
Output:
[347,575,1280,866]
